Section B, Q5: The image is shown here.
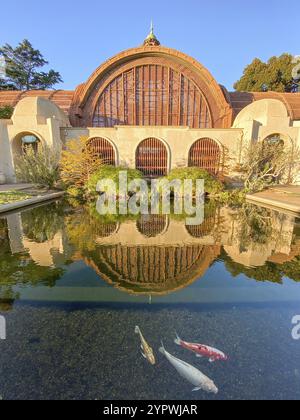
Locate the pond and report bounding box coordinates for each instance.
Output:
[0,200,300,400]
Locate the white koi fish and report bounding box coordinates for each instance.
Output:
[159,342,218,394]
[135,326,156,365]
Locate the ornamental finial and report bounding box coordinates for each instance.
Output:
[143,21,160,46]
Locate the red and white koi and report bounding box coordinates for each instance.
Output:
[175,333,228,362]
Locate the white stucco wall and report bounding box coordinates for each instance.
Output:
[1,96,300,185]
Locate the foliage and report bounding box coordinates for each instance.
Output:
[234,54,300,92]
[211,189,247,206]
[86,165,143,199]
[66,186,85,200]
[0,105,13,119]
[21,201,65,243]
[0,39,62,90]
[60,136,103,192]
[15,144,60,189]
[240,140,300,192]
[235,204,274,250]
[165,167,224,195]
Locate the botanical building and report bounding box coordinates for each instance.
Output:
[1,28,300,182]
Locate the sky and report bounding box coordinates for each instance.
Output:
[0,0,298,91]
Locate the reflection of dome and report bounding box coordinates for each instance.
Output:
[136,215,169,238]
[84,244,220,295]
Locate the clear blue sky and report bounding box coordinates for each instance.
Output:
[0,0,298,91]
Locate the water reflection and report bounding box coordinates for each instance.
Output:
[0,201,299,310]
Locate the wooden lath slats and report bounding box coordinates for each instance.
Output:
[92,65,212,128]
[136,137,168,178]
[88,137,116,166]
[189,138,221,175]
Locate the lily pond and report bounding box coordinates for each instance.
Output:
[0,200,300,400]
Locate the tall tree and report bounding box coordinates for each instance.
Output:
[0,39,62,91]
[234,54,300,93]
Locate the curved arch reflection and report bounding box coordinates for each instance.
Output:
[136,215,169,238]
[84,244,221,296]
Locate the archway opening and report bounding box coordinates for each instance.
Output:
[137,215,169,238]
[188,138,221,175]
[136,138,168,177]
[13,132,41,157]
[263,133,285,147]
[87,137,116,166]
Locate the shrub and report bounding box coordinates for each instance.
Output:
[15,145,60,189]
[86,165,143,199]
[165,167,224,195]
[60,136,103,189]
[0,105,14,119]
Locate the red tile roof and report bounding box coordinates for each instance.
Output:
[0,90,74,116]
[1,89,300,126]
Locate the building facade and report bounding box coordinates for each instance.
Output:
[1,29,300,183]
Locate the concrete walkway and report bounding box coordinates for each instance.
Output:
[247,185,300,216]
[0,183,35,192]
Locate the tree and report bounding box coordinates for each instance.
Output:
[234,54,300,93]
[240,138,300,192]
[0,39,62,91]
[0,105,14,119]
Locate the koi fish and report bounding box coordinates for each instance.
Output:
[135,326,156,365]
[175,333,228,362]
[159,342,218,394]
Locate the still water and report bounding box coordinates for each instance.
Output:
[0,200,300,400]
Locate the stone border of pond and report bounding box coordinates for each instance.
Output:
[246,186,300,216]
[0,191,65,214]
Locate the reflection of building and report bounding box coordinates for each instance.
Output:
[223,210,298,267]
[1,206,300,295]
[1,27,300,183]
[83,244,221,296]
[22,234,65,267]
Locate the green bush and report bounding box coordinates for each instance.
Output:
[86,165,144,199]
[165,167,224,195]
[0,105,14,119]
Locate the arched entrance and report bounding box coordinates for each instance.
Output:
[87,137,116,166]
[189,138,221,175]
[136,138,168,177]
[12,132,41,157]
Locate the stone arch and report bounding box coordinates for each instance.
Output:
[69,46,233,128]
[11,131,43,160]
